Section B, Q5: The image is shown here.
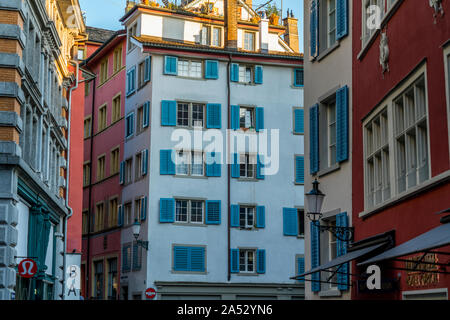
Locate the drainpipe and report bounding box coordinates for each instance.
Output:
[227,54,232,282]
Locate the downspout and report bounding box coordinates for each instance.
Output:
[227,54,232,282]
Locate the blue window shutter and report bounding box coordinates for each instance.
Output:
[256,154,264,180]
[119,161,125,185]
[231,105,240,130]
[164,56,178,75]
[118,205,123,226]
[294,109,304,134]
[230,249,239,273]
[205,200,221,225]
[127,66,136,96]
[231,153,240,178]
[205,60,219,79]
[144,56,152,82]
[254,65,263,84]
[297,257,305,283]
[283,208,298,236]
[230,204,240,227]
[294,68,304,87]
[142,149,148,176]
[256,206,265,228]
[160,198,175,223]
[125,113,134,138]
[206,152,221,177]
[336,0,349,40]
[160,149,175,175]
[161,100,177,126]
[295,156,305,184]
[311,221,321,292]
[310,0,319,58]
[140,197,147,221]
[173,246,189,271]
[122,246,128,271]
[206,103,221,129]
[337,212,349,290]
[310,104,319,174]
[336,86,349,162]
[255,107,264,132]
[256,249,266,274]
[190,247,206,272]
[132,243,141,270]
[230,63,239,82]
[143,101,150,128]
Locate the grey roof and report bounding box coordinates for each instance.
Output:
[86,26,116,44]
[358,222,450,266]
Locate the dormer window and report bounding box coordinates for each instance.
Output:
[128,23,137,51]
[201,25,222,47]
[243,31,255,51]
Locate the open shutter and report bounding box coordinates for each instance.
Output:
[256,154,264,180]
[119,161,125,185]
[164,56,178,75]
[206,103,221,128]
[144,56,152,82]
[190,247,205,272]
[255,107,264,132]
[295,156,305,184]
[161,100,177,126]
[230,63,239,82]
[205,60,219,79]
[297,257,305,283]
[141,149,148,176]
[254,65,263,84]
[256,249,266,274]
[337,212,349,290]
[230,204,240,227]
[256,206,265,228]
[283,208,298,236]
[310,104,319,174]
[230,105,240,130]
[118,205,123,227]
[160,149,175,175]
[311,221,321,292]
[310,0,319,58]
[336,86,349,162]
[231,153,240,178]
[160,198,175,223]
[205,200,221,225]
[173,246,189,271]
[143,101,150,128]
[140,196,147,221]
[230,249,239,273]
[336,0,349,40]
[126,113,134,138]
[206,152,221,177]
[294,108,304,134]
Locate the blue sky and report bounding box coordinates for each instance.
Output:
[79,0,304,52]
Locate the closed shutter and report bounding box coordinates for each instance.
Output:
[206,103,221,128]
[336,0,349,40]
[230,105,240,130]
[255,107,264,132]
[119,161,125,185]
[310,0,319,58]
[256,249,266,274]
[190,247,205,272]
[256,206,265,228]
[254,65,263,84]
[122,246,129,272]
[205,200,221,225]
[295,156,305,184]
[283,208,298,236]
[297,257,305,283]
[173,246,189,271]
[127,67,136,96]
[141,149,148,176]
[256,154,264,180]
[164,56,178,75]
[205,60,219,79]
[294,108,304,134]
[337,212,349,290]
[311,221,321,292]
[160,198,175,223]
[230,204,240,227]
[140,196,147,221]
[144,56,152,82]
[143,101,150,128]
[132,243,141,270]
[160,149,175,175]
[206,152,221,177]
[161,100,177,126]
[230,249,239,273]
[336,86,349,162]
[118,205,123,226]
[230,63,239,82]
[231,153,240,178]
[310,104,319,174]
[294,68,304,87]
[174,246,205,272]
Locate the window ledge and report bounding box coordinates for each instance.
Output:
[173,175,208,180]
[237,178,259,182]
[173,222,207,227]
[359,170,450,219]
[315,42,340,63]
[236,273,259,277]
[318,289,342,297]
[317,163,340,178]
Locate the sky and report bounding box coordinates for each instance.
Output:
[78,0,304,52]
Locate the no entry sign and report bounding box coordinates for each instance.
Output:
[18,259,37,278]
[145,287,156,299]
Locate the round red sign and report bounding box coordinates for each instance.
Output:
[145,288,156,299]
[18,259,38,278]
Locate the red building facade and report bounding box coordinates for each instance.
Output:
[352,0,450,299]
[80,30,126,300]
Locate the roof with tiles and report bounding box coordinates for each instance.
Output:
[86,26,117,44]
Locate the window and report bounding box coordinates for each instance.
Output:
[175,199,204,224]
[112,95,121,123]
[110,148,120,175]
[327,0,337,47]
[138,61,146,88]
[173,246,206,272]
[109,198,118,228]
[201,25,221,47]
[125,158,133,185]
[239,65,253,84]
[83,162,90,187]
[176,102,205,128]
[298,209,305,237]
[212,27,221,46]
[240,153,256,179]
[93,261,104,299]
[95,202,105,232]
[362,0,385,45]
[98,104,107,132]
[128,23,137,51]
[124,202,132,226]
[328,101,337,166]
[100,58,108,84]
[97,155,106,181]
[77,48,85,60]
[135,152,142,180]
[244,32,255,51]
[294,68,304,87]
[134,198,142,223]
[175,150,204,177]
[239,249,255,273]
[177,59,202,78]
[239,106,255,130]
[136,103,149,133]
[85,81,90,96]
[107,258,118,300]
[82,210,88,235]
[239,206,255,229]
[113,46,122,73]
[201,26,211,45]
[132,241,142,270]
[122,244,132,272]
[125,112,134,138]
[84,117,91,138]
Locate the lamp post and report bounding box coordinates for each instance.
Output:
[132,219,149,250]
[305,179,354,242]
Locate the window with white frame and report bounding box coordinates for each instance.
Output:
[362,0,385,45]
[327,0,337,47]
[125,158,133,185]
[175,150,204,177]
[175,199,204,224]
[239,206,255,229]
[328,101,337,167]
[239,249,256,273]
[239,106,255,130]
[244,32,255,51]
[176,102,205,128]
[238,65,253,84]
[177,59,202,78]
[240,153,256,179]
[128,23,137,51]
[124,202,132,226]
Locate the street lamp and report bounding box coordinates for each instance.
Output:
[305,179,354,242]
[132,219,149,250]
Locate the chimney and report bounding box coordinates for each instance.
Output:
[224,0,238,50]
[126,1,136,13]
[259,16,269,53]
[283,16,299,53]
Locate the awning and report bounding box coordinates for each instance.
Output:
[295,243,386,278]
[358,222,450,266]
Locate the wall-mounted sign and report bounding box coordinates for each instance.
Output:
[405,253,439,287]
[18,259,37,278]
